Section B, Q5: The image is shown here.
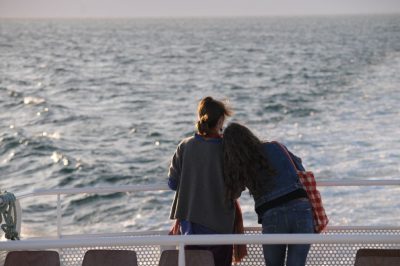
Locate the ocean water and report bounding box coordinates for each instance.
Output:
[0,15,399,238]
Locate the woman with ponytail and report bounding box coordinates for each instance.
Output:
[168,96,237,266]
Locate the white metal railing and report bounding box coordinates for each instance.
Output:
[2,233,400,266]
[14,179,400,200]
[13,179,400,238]
[2,179,400,266]
[3,233,400,249]
[14,184,169,238]
[15,184,170,199]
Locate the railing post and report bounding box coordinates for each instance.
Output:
[57,194,61,238]
[178,242,185,266]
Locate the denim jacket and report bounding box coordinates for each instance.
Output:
[254,142,306,210]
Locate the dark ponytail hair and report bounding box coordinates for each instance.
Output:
[196,96,232,136]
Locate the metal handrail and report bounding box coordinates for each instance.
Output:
[15,184,170,199]
[2,232,400,266]
[4,233,400,249]
[10,179,400,240]
[14,179,400,199]
[19,225,400,241]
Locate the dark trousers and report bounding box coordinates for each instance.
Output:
[186,245,233,266]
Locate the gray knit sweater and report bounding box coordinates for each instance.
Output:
[168,134,235,234]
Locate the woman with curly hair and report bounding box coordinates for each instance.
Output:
[222,122,314,266]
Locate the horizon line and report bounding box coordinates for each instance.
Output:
[1,12,400,20]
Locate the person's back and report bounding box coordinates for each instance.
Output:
[168,96,235,266]
[252,142,306,217]
[223,122,314,266]
[169,134,235,233]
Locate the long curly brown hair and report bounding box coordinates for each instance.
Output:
[222,122,274,200]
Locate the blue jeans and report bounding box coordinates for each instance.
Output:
[261,198,314,266]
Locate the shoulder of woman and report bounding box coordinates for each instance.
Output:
[265,141,287,149]
[268,142,304,165]
[261,141,279,148]
[178,135,196,144]
[262,141,289,156]
[177,135,199,150]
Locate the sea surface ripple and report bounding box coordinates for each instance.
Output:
[0,15,399,237]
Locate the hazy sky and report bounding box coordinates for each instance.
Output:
[1,0,400,18]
